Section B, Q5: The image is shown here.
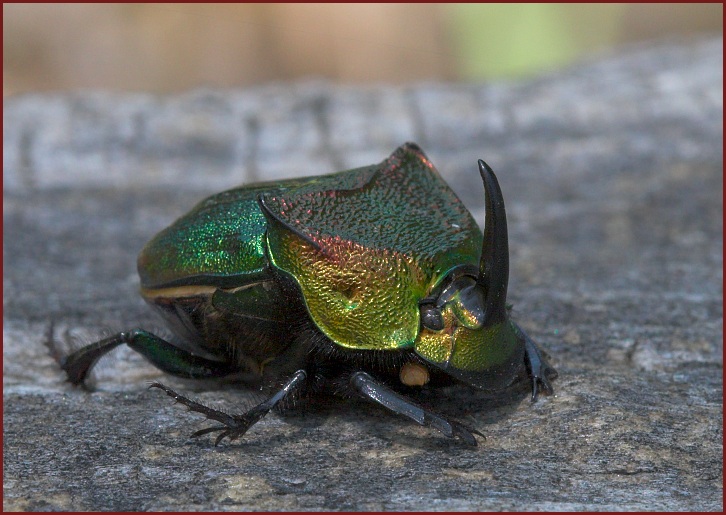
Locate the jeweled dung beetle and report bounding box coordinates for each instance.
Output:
[61,142,556,446]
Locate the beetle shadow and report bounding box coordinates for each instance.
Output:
[410,381,532,423]
[278,396,340,431]
[281,379,540,449]
[144,372,550,450]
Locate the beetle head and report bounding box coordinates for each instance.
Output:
[414,160,525,391]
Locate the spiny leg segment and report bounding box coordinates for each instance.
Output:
[149,369,308,445]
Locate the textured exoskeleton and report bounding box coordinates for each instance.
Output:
[61,142,556,446]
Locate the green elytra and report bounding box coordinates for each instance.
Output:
[61,143,556,446]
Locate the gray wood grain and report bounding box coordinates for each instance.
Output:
[3,37,722,511]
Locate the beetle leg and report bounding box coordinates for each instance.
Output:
[513,322,558,402]
[349,371,484,446]
[149,369,308,445]
[61,329,238,385]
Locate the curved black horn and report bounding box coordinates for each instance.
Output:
[478,159,509,325]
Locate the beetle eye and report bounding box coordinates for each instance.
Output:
[420,304,445,331]
[450,284,486,329]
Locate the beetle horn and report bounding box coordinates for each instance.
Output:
[477,159,509,325]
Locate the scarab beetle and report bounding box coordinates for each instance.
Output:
[61,142,556,446]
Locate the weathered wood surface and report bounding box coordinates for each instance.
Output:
[3,37,722,511]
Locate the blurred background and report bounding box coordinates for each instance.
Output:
[3,3,723,97]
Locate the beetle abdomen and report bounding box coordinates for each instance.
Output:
[140,280,297,377]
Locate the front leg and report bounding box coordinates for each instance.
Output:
[150,369,308,446]
[513,322,558,401]
[349,371,484,446]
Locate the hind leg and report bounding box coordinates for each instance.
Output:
[61,328,238,385]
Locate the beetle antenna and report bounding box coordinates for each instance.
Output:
[477,159,509,325]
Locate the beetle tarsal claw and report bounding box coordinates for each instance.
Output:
[148,371,308,444]
[148,382,258,443]
[529,355,557,402]
[512,322,558,402]
[443,419,485,447]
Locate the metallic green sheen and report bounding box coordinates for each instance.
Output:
[263,145,482,273]
[138,184,269,288]
[139,180,318,289]
[261,143,484,350]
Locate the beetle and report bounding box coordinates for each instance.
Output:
[61,142,556,446]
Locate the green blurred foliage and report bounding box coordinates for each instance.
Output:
[448,3,626,79]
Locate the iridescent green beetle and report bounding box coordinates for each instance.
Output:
[62,142,556,446]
